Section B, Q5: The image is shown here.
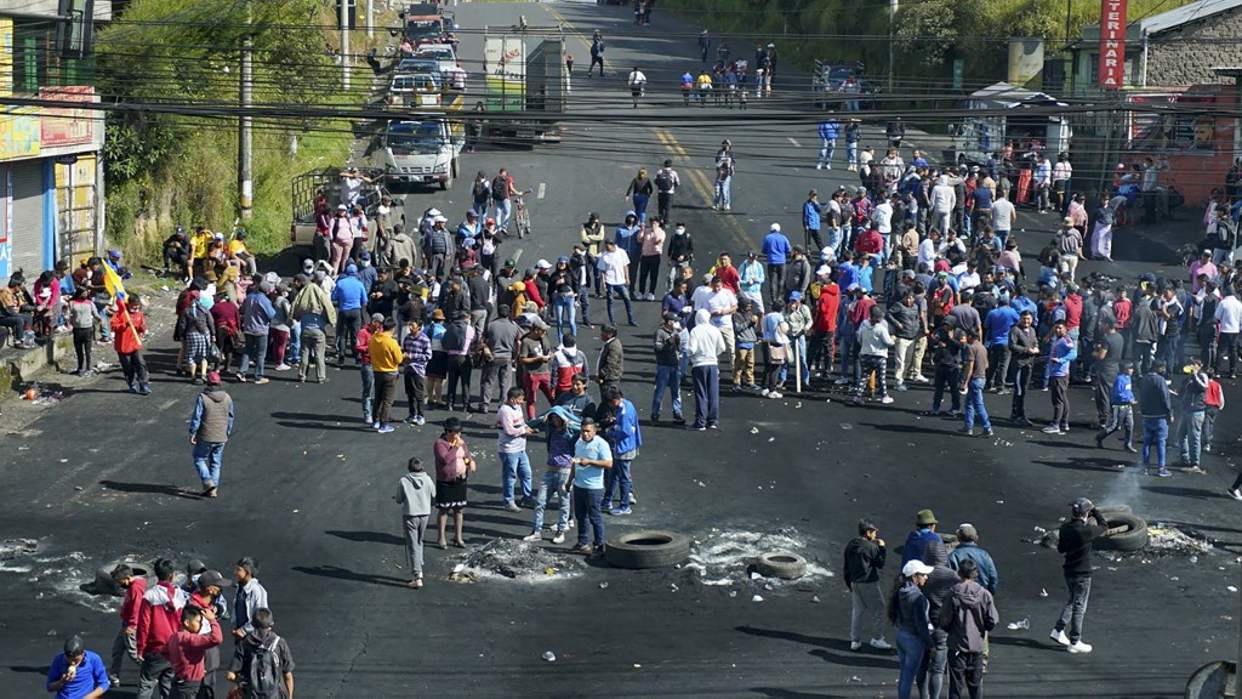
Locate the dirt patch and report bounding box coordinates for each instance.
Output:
[452,538,582,582]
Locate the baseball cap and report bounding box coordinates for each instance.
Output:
[197,569,231,589]
[902,560,934,577]
[536,259,552,270]
[1070,497,1094,516]
[370,312,385,323]
[788,291,802,301]
[206,371,222,385]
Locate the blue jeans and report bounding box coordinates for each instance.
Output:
[651,364,683,419]
[553,295,577,337]
[632,192,650,223]
[1142,416,1169,468]
[193,441,225,486]
[96,301,112,341]
[603,458,632,509]
[471,198,489,219]
[1178,409,1206,466]
[605,284,634,324]
[896,628,926,699]
[493,198,512,231]
[692,364,720,427]
[847,140,858,166]
[779,336,811,385]
[573,487,605,549]
[963,377,991,431]
[499,451,532,505]
[360,364,375,422]
[288,321,301,365]
[713,176,731,208]
[532,468,571,532]
[238,332,268,379]
[818,138,836,167]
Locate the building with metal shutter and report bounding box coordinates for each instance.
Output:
[0,3,108,283]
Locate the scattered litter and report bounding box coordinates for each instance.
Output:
[59,458,68,463]
[995,500,1005,505]
[542,651,557,662]
[1032,526,1047,534]
[456,539,580,581]
[599,582,609,590]
[292,509,299,514]
[767,437,775,442]
[1039,588,1048,598]
[689,528,833,591]
[794,402,802,409]
[811,595,820,603]
[848,676,862,683]
[763,583,773,591]
[728,590,738,598]
[839,423,853,430]
[751,594,764,602]
[749,427,759,434]
[633,663,642,669]
[696,480,706,487]
[750,571,762,581]
[1147,525,1213,556]
[73,486,83,491]
[669,583,679,592]
[1229,586,1238,593]
[1190,556,1199,564]
[1007,618,1030,630]
[1171,576,1180,581]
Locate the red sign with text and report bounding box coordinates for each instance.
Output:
[1099,0,1128,89]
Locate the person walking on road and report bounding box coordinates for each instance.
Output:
[1096,361,1136,452]
[627,66,647,108]
[1043,320,1076,435]
[396,457,435,589]
[1137,361,1173,477]
[1050,497,1107,654]
[108,564,146,686]
[226,608,295,699]
[189,371,233,499]
[959,328,992,436]
[237,279,275,385]
[713,141,734,211]
[939,559,999,699]
[687,308,726,430]
[843,519,892,652]
[817,116,840,170]
[588,31,605,77]
[890,560,934,699]
[655,160,680,223]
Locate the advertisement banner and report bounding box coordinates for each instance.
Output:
[1099,0,1128,89]
[39,86,99,149]
[0,18,11,98]
[0,112,41,161]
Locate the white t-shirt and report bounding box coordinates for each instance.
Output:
[341,176,364,205]
[1216,295,1242,334]
[628,70,647,87]
[991,198,1015,231]
[706,288,737,329]
[872,202,893,234]
[600,249,630,286]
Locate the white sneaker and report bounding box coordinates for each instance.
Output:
[769,391,782,399]
[849,641,862,651]
[880,396,894,404]
[761,389,771,397]
[552,530,566,544]
[1049,629,1070,646]
[1230,488,1242,501]
[912,375,930,384]
[816,163,824,170]
[869,638,893,650]
[274,363,292,371]
[1067,640,1093,654]
[522,532,542,542]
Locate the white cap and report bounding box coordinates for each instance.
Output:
[902,560,934,577]
[434,215,448,223]
[536,259,552,270]
[770,222,781,232]
[427,208,441,217]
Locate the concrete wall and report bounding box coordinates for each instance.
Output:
[1147,8,1242,85]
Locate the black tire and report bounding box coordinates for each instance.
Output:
[755,551,807,579]
[605,529,690,569]
[86,560,150,596]
[1097,513,1148,552]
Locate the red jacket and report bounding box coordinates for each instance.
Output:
[1114,298,1132,329]
[524,279,545,308]
[112,308,147,355]
[716,265,740,295]
[165,616,223,681]
[853,230,883,256]
[814,284,840,332]
[119,576,147,629]
[136,582,187,657]
[1063,293,1083,330]
[848,296,876,328]
[356,325,375,365]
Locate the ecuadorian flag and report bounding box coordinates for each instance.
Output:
[102,260,127,302]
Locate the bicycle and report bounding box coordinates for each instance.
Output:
[511,189,533,239]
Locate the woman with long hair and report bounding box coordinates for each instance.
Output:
[888,560,934,699]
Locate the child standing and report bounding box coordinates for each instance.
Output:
[1096,361,1136,451]
[395,457,436,589]
[1204,371,1225,453]
[110,295,150,394]
[68,288,100,376]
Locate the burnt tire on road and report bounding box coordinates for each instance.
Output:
[605,529,690,569]
[755,551,808,580]
[85,560,150,596]
[1096,513,1149,552]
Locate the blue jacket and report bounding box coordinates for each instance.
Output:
[1048,336,1077,377]
[947,542,999,594]
[1111,373,1135,404]
[983,305,1019,347]
[901,527,942,566]
[1010,295,1037,317]
[240,290,275,335]
[818,119,840,141]
[358,264,378,294]
[802,201,821,231]
[332,274,367,311]
[761,230,792,265]
[605,399,642,454]
[615,221,641,257]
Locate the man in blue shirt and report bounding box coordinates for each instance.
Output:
[803,190,823,252]
[1043,320,1078,435]
[332,263,367,367]
[47,635,109,699]
[601,386,642,515]
[816,117,840,170]
[983,302,1019,392]
[901,509,942,566]
[761,223,792,305]
[570,418,613,557]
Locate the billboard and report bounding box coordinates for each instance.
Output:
[39,86,99,149]
[1099,0,1128,89]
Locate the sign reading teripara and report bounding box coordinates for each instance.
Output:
[1098,0,1128,89]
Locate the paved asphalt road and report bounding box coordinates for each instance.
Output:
[3,2,1242,697]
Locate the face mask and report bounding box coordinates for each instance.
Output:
[675,227,685,235]
[361,260,371,268]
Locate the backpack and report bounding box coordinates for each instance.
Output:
[655,170,673,193]
[472,179,490,202]
[491,176,509,202]
[247,633,283,698]
[441,322,467,352]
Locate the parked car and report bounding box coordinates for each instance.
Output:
[415,43,466,89]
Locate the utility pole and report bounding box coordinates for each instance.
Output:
[340,0,350,90]
[239,0,253,221]
[367,0,373,39]
[888,0,898,93]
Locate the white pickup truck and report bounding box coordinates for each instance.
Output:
[367,119,462,190]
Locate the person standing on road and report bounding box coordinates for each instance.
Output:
[637,217,666,301]
[231,558,268,645]
[1137,361,1173,477]
[48,635,110,699]
[396,457,435,589]
[1096,361,1137,452]
[189,371,233,499]
[817,116,840,170]
[291,272,335,384]
[112,295,151,395]
[651,312,685,423]
[134,558,186,699]
[1175,356,1209,470]
[917,541,959,699]
[687,308,726,430]
[477,307,519,414]
[803,190,824,253]
[434,417,475,548]
[1043,320,1076,435]
[497,386,535,512]
[331,264,366,369]
[599,239,636,326]
[843,519,892,652]
[983,300,1018,393]
[517,320,555,419]
[601,386,642,515]
[624,169,655,224]
[525,407,578,545]
[595,323,624,401]
[939,559,999,699]
[108,564,146,687]
[588,31,605,77]
[959,328,993,437]
[902,509,942,566]
[570,418,612,557]
[655,160,680,223]
[627,66,647,108]
[355,314,380,427]
[713,141,734,211]
[369,317,403,434]
[844,119,860,172]
[1091,320,1125,427]
[164,603,223,699]
[1050,497,1107,654]
[401,317,432,426]
[889,560,934,699]
[762,223,792,305]
[855,305,895,405]
[226,608,295,699]
[1215,290,1242,377]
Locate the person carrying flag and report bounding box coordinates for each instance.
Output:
[111,294,151,395]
